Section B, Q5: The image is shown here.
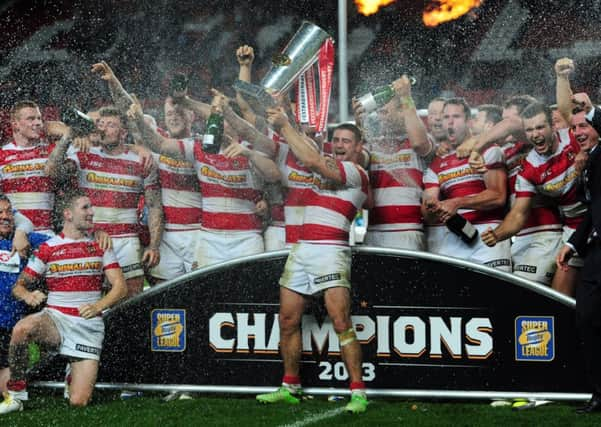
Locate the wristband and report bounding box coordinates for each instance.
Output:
[400,96,415,110]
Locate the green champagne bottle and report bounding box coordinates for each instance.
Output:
[357,85,395,114]
[202,111,224,154]
[61,107,96,135]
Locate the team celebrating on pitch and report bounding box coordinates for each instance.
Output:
[1,47,601,415]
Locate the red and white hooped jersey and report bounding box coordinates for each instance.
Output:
[515,128,585,229]
[152,147,202,231]
[424,146,506,224]
[68,146,159,237]
[24,233,120,317]
[367,138,426,232]
[179,139,263,232]
[273,135,315,244]
[502,141,563,236]
[0,141,55,230]
[502,140,531,189]
[300,161,369,245]
[264,181,285,228]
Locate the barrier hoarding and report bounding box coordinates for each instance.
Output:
[32,248,588,398]
[67,248,586,393]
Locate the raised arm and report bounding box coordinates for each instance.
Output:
[392,75,432,157]
[45,133,79,179]
[174,95,211,122]
[126,97,184,159]
[235,45,258,126]
[472,116,523,154]
[555,57,575,123]
[91,61,134,114]
[209,88,277,157]
[222,103,276,157]
[267,107,344,183]
[222,142,281,183]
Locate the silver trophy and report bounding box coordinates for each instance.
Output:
[233,21,331,113]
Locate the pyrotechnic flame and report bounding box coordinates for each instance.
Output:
[423,0,482,27]
[355,0,396,16]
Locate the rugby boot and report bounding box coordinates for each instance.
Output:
[344,392,368,414]
[0,392,23,414]
[256,386,302,404]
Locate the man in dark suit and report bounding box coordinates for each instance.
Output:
[557,100,601,414]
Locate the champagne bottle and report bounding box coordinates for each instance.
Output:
[61,107,96,135]
[169,73,188,98]
[446,213,478,244]
[202,110,224,154]
[356,85,395,114]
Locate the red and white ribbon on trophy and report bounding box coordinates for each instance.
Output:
[295,38,334,133]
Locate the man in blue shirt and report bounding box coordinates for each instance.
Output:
[0,195,49,393]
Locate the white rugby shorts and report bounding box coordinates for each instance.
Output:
[44,308,104,361]
[150,229,203,280]
[194,229,264,268]
[511,231,562,285]
[425,225,447,254]
[434,223,512,272]
[264,225,287,252]
[111,236,143,280]
[365,230,425,251]
[279,242,351,295]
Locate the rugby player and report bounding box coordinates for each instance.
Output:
[146,96,203,282]
[46,106,163,298]
[468,95,564,285]
[131,92,281,267]
[422,98,510,270]
[1,101,56,236]
[0,191,127,413]
[358,75,433,250]
[481,102,588,295]
[257,109,369,414]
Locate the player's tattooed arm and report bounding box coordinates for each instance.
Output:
[127,96,184,160]
[45,134,77,179]
[91,61,134,115]
[12,271,46,307]
[222,103,276,157]
[144,186,164,252]
[308,156,344,184]
[325,157,338,171]
[265,107,347,182]
[141,186,163,269]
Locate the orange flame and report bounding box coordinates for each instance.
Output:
[423,0,482,27]
[355,0,396,16]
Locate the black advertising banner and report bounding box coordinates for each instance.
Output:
[87,248,586,394]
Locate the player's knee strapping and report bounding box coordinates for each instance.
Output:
[337,328,357,347]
